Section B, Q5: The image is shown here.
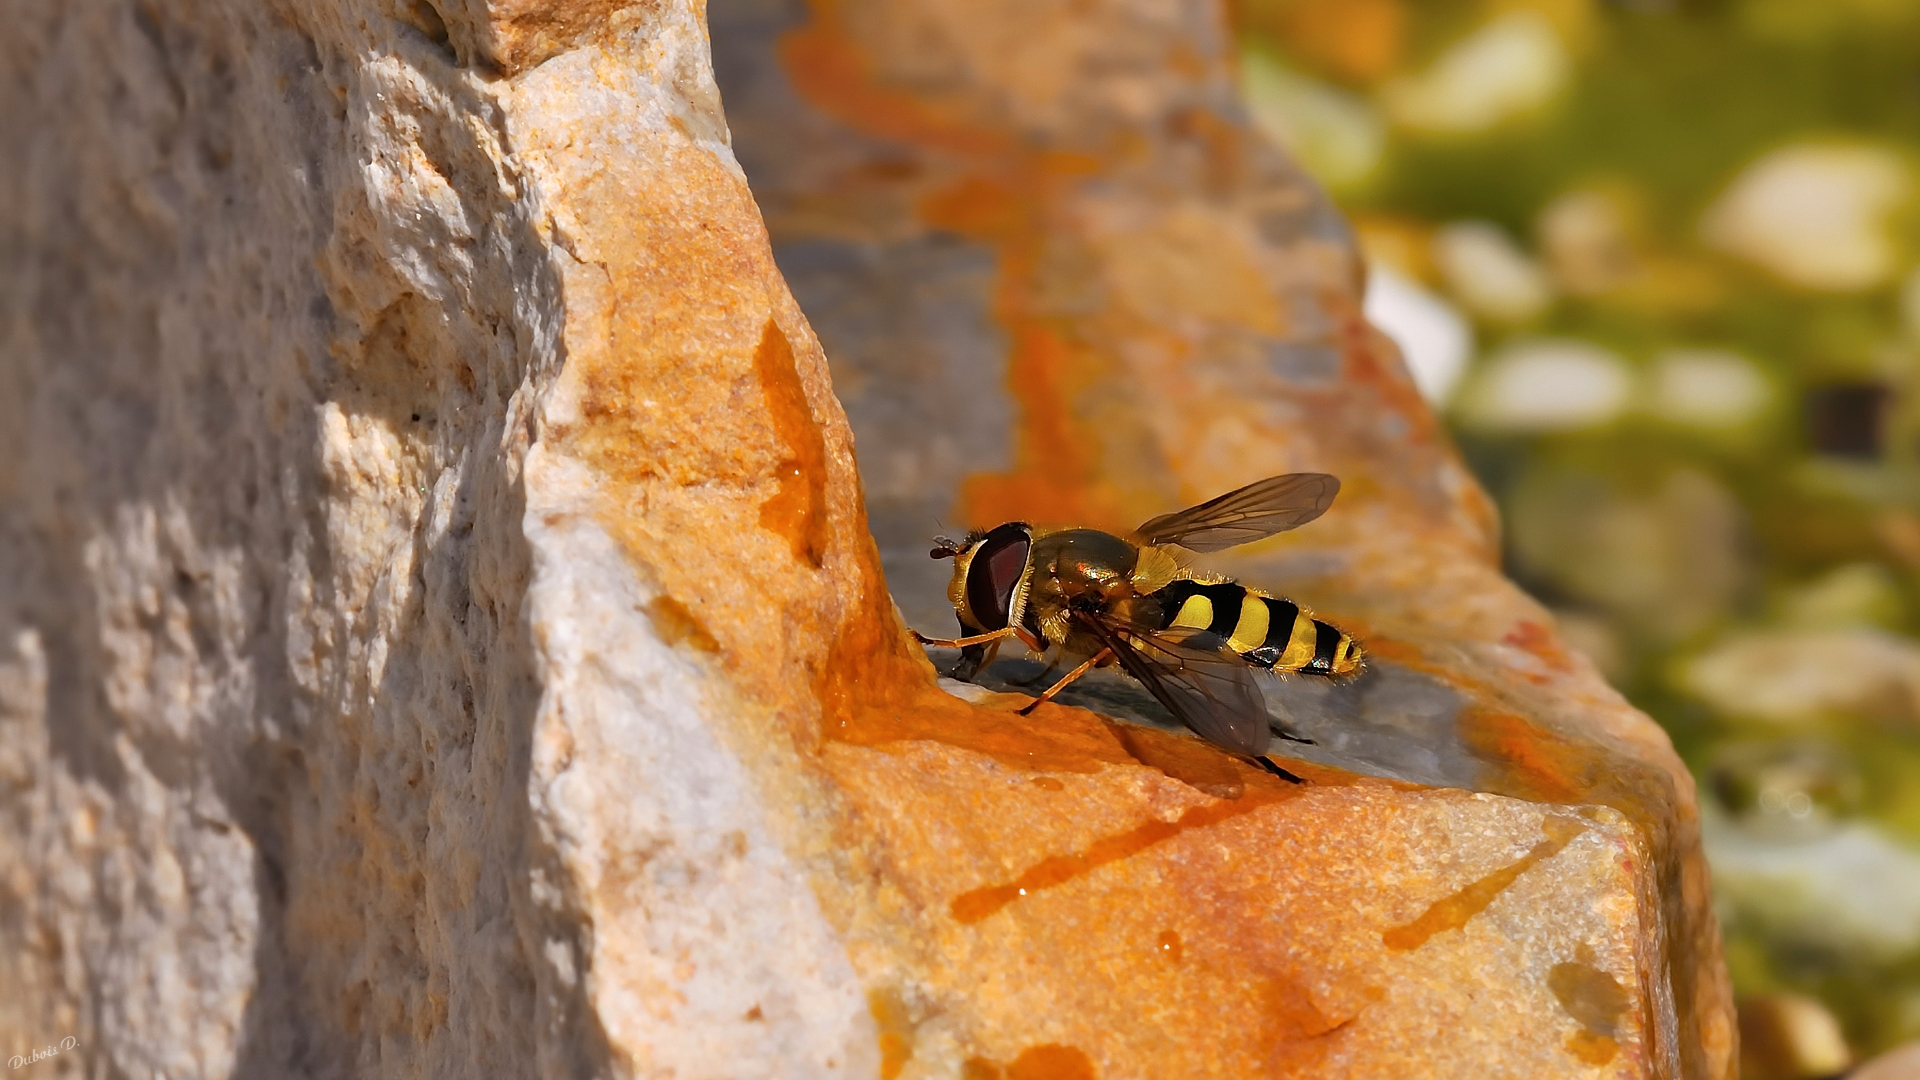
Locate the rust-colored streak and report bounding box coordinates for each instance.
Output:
[780,0,1133,536]
[753,319,829,567]
[1567,1030,1621,1066]
[962,1058,1004,1080]
[1365,637,1667,820]
[1156,930,1183,964]
[1457,706,1592,806]
[1503,618,1577,675]
[1265,974,1345,1041]
[878,1030,911,1077]
[1007,1044,1097,1080]
[780,16,1017,162]
[959,322,1119,531]
[951,789,1294,924]
[919,176,1124,533]
[1382,816,1585,951]
[644,595,719,653]
[869,988,914,1080]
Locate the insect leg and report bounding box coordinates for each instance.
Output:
[1017,647,1114,716]
[1253,756,1305,784]
[954,638,1023,682]
[975,638,1005,674]
[911,627,1017,649]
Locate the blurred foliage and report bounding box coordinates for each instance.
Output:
[1234,0,1920,1063]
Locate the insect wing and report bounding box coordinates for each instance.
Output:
[1135,473,1340,552]
[1078,614,1272,756]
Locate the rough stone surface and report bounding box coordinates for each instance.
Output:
[711,0,1734,1075]
[1,2,1729,1080]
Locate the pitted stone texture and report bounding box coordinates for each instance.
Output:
[0,1,862,1076]
[1,1,568,1075]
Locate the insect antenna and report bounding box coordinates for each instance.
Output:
[928,515,967,559]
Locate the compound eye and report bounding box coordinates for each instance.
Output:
[965,524,1031,631]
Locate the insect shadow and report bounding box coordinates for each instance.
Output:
[935,649,1487,792]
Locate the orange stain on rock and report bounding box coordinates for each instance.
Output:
[753,320,829,567]
[1156,929,1183,963]
[963,1059,1003,1080]
[1382,816,1585,951]
[950,786,1300,924]
[1457,706,1594,807]
[780,5,1016,161]
[841,696,1133,776]
[919,175,1031,239]
[778,9,1129,535]
[1567,1030,1621,1066]
[1318,635,1612,806]
[643,594,720,653]
[869,988,915,1079]
[958,322,1124,532]
[1265,973,1346,1041]
[1261,972,1357,1076]
[919,173,1126,532]
[1007,1044,1097,1080]
[1274,630,1665,847]
[1503,618,1577,675]
[959,1045,1101,1080]
[1360,626,1616,808]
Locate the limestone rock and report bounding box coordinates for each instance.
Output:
[1,2,1730,1080]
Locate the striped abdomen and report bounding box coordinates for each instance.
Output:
[1153,579,1363,677]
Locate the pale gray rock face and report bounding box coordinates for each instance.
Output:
[0,2,865,1077]
[2,3,553,1075]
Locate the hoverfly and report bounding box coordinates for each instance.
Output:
[912,474,1364,761]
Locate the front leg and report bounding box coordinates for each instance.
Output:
[911,623,1041,681]
[950,638,998,682]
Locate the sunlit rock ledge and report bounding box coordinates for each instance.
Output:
[1,0,1729,1079]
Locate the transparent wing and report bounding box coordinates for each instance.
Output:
[1134,473,1340,552]
[1075,612,1272,756]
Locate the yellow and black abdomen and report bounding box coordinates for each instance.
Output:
[1153,579,1363,678]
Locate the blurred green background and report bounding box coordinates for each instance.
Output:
[1230,0,1920,1074]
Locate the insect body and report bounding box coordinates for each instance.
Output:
[914,474,1364,759]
